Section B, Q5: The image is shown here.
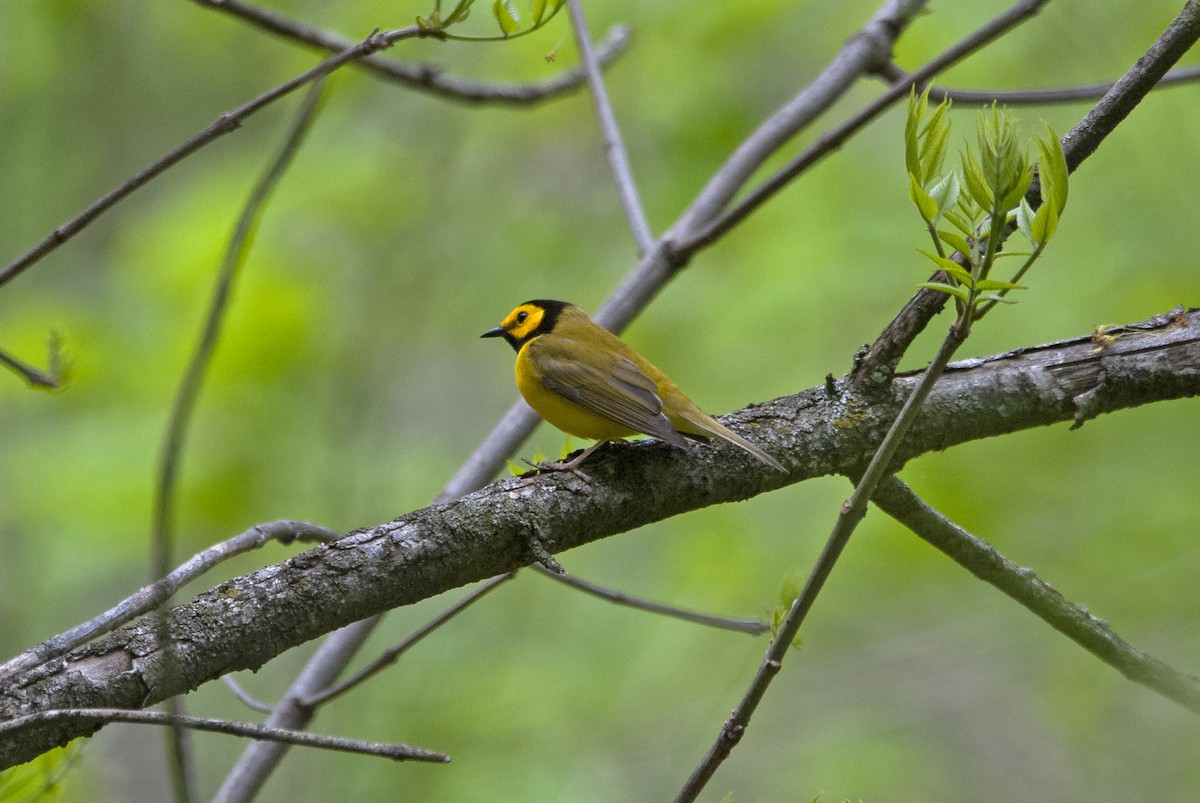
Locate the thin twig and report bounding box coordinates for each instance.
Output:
[871,476,1200,714]
[675,323,968,803]
[1060,0,1200,172]
[214,617,382,802]
[146,82,329,802]
[0,27,414,290]
[151,78,328,587]
[877,62,1200,105]
[682,0,1051,253]
[534,565,769,635]
[0,709,449,763]
[222,677,277,715]
[667,0,929,242]
[0,520,338,680]
[0,341,62,389]
[567,0,654,254]
[193,0,632,105]
[301,573,516,707]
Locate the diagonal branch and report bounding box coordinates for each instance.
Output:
[0,27,414,290]
[567,0,654,253]
[871,475,1200,713]
[681,0,1051,253]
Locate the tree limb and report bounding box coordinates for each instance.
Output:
[3,306,1197,769]
[871,475,1200,713]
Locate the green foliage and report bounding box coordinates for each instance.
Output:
[0,745,79,803]
[418,0,566,40]
[905,90,1070,324]
[770,574,805,650]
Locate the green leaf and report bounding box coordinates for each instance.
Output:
[444,0,475,24]
[1016,197,1035,243]
[919,100,952,179]
[996,163,1034,217]
[927,172,960,219]
[936,229,971,257]
[908,173,939,222]
[943,210,976,237]
[918,281,970,303]
[918,249,973,284]
[976,292,1018,304]
[905,87,925,181]
[531,0,547,25]
[1030,197,1059,245]
[492,0,519,34]
[961,150,993,211]
[975,279,1026,292]
[1037,123,1069,216]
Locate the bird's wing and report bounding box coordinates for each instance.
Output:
[533,337,687,447]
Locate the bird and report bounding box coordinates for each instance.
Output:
[481,299,786,476]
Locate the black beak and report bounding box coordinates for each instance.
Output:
[480,326,506,339]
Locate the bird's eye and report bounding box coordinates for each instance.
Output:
[516,311,528,324]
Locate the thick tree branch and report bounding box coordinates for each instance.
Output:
[0,522,339,686]
[3,307,1197,769]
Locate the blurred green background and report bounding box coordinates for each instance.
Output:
[2,0,1199,800]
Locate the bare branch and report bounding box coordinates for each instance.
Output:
[0,709,448,763]
[154,80,326,797]
[683,0,1052,253]
[667,0,929,242]
[535,566,769,636]
[676,303,971,802]
[222,677,276,715]
[0,520,339,680]
[567,0,654,253]
[152,78,327,590]
[0,27,416,290]
[871,475,1200,713]
[877,62,1200,105]
[301,573,516,707]
[0,335,65,390]
[192,0,632,104]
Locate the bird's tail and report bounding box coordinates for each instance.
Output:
[677,411,786,472]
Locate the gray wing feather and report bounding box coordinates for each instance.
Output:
[538,348,687,447]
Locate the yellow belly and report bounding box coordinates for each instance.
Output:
[515,351,635,442]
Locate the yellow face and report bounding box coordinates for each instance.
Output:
[498,302,546,342]
[481,300,569,352]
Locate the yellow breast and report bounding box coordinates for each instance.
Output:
[515,343,637,441]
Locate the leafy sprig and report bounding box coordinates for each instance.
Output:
[417,0,567,40]
[905,88,1069,326]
